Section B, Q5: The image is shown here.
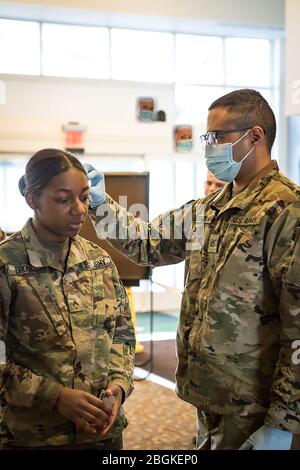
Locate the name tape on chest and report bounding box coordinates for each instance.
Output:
[7,265,50,275]
[85,257,111,270]
[229,216,258,225]
[7,256,111,276]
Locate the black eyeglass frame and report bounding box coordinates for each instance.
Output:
[199,127,252,146]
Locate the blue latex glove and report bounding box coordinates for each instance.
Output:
[83,163,106,208]
[239,425,292,450]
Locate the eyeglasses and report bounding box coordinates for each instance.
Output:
[200,127,252,147]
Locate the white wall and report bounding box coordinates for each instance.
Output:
[0,0,284,31]
[285,0,300,116]
[0,76,178,156]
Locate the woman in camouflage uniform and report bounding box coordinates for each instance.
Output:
[0,148,135,450]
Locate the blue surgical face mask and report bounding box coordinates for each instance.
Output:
[139,110,153,122]
[204,130,254,182]
[176,139,193,152]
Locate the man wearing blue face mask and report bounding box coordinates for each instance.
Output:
[174,125,193,153]
[137,97,154,122]
[204,127,254,182]
[85,89,300,449]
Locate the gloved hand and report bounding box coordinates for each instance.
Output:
[239,425,292,450]
[83,163,106,208]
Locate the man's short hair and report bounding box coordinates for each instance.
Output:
[209,89,276,153]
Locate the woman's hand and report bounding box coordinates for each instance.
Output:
[101,385,123,435]
[55,388,112,434]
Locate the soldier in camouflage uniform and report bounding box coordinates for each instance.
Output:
[86,89,300,449]
[204,171,226,196]
[0,149,135,450]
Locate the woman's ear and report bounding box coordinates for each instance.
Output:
[25,191,38,210]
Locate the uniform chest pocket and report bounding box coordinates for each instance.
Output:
[11,275,68,344]
[216,229,264,303]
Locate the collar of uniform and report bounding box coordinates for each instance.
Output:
[208,183,232,211]
[65,236,88,270]
[210,160,279,214]
[21,219,87,270]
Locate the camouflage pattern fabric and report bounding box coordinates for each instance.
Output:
[90,160,300,433]
[0,219,135,447]
[196,409,266,449]
[0,229,5,243]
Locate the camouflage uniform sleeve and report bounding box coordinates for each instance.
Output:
[0,229,6,242]
[264,202,300,432]
[0,268,62,411]
[89,195,197,267]
[107,262,136,400]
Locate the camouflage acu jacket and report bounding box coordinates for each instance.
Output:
[0,219,135,447]
[0,229,5,243]
[90,160,300,432]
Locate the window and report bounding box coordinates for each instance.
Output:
[225,38,271,87]
[175,36,274,132]
[175,84,224,126]
[175,161,195,207]
[196,160,210,197]
[0,160,31,233]
[148,159,175,289]
[42,23,109,79]
[111,28,174,83]
[148,159,204,290]
[175,35,223,85]
[148,160,174,220]
[152,265,176,291]
[0,19,40,75]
